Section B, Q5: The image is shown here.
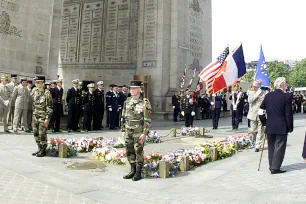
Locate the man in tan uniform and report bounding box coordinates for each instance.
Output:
[247,80,266,152]
[7,74,18,128]
[0,75,11,133]
[12,77,30,133]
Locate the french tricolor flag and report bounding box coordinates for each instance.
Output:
[212,44,246,93]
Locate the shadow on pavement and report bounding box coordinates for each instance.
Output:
[282,162,306,172]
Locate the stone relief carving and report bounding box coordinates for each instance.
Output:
[0,11,21,38]
[190,0,203,13]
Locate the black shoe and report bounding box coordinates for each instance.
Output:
[74,129,81,132]
[25,130,31,133]
[132,165,142,181]
[271,169,286,174]
[255,148,259,152]
[36,145,47,157]
[14,129,17,133]
[123,164,136,179]
[32,145,42,156]
[4,130,10,133]
[67,129,72,132]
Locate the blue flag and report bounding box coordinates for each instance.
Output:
[255,46,270,88]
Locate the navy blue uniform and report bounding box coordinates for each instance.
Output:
[229,92,244,129]
[181,96,196,127]
[260,89,293,171]
[50,87,63,131]
[83,92,95,131]
[172,95,181,122]
[93,88,104,130]
[66,87,82,131]
[116,92,127,127]
[210,95,222,129]
[106,91,119,129]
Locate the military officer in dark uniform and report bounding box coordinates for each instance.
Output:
[106,84,118,129]
[181,90,196,127]
[93,81,104,130]
[210,93,222,129]
[50,78,64,132]
[172,91,180,122]
[229,84,243,130]
[106,84,113,128]
[117,85,127,127]
[83,83,95,132]
[66,79,81,132]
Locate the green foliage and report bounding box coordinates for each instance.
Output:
[267,61,290,85]
[289,59,306,87]
[245,70,255,82]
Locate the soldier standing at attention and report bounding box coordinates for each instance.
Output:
[172,90,180,122]
[12,77,29,133]
[106,84,113,128]
[27,80,34,131]
[83,83,95,132]
[50,79,64,132]
[7,74,18,128]
[106,84,118,129]
[0,75,11,133]
[181,90,196,127]
[93,81,104,130]
[121,80,152,181]
[31,76,52,157]
[66,79,82,132]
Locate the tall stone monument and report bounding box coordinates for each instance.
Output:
[58,0,212,114]
[0,0,59,78]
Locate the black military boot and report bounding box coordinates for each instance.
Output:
[32,145,41,156]
[123,164,136,179]
[36,145,47,157]
[132,164,142,181]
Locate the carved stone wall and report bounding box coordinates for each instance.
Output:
[0,0,56,77]
[58,0,212,113]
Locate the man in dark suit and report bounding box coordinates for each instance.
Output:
[50,79,64,132]
[259,77,293,174]
[210,93,222,129]
[66,79,82,132]
[93,81,104,130]
[229,84,244,130]
[172,91,180,122]
[181,90,196,127]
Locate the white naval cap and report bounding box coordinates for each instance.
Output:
[72,79,79,84]
[97,81,103,85]
[87,83,95,88]
[57,78,63,83]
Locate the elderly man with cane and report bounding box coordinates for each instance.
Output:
[258,77,293,174]
[247,80,266,152]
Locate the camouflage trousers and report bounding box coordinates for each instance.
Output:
[33,116,47,146]
[124,128,144,165]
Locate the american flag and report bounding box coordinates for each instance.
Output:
[199,46,229,94]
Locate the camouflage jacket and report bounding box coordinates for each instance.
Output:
[121,97,152,135]
[32,88,53,121]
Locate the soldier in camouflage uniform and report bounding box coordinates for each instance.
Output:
[121,80,152,181]
[31,76,53,157]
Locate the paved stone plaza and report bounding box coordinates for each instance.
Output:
[0,114,305,204]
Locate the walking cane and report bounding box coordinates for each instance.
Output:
[258,133,267,171]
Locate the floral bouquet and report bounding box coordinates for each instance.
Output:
[143,153,163,178]
[46,138,77,157]
[224,135,254,149]
[180,127,200,137]
[68,137,104,153]
[92,147,126,165]
[146,131,162,144]
[112,137,125,148]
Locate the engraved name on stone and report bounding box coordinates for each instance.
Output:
[188,9,203,59]
[143,0,157,61]
[80,1,104,63]
[0,0,18,12]
[104,0,130,62]
[60,3,81,63]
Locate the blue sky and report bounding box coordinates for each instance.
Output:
[212,0,305,62]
